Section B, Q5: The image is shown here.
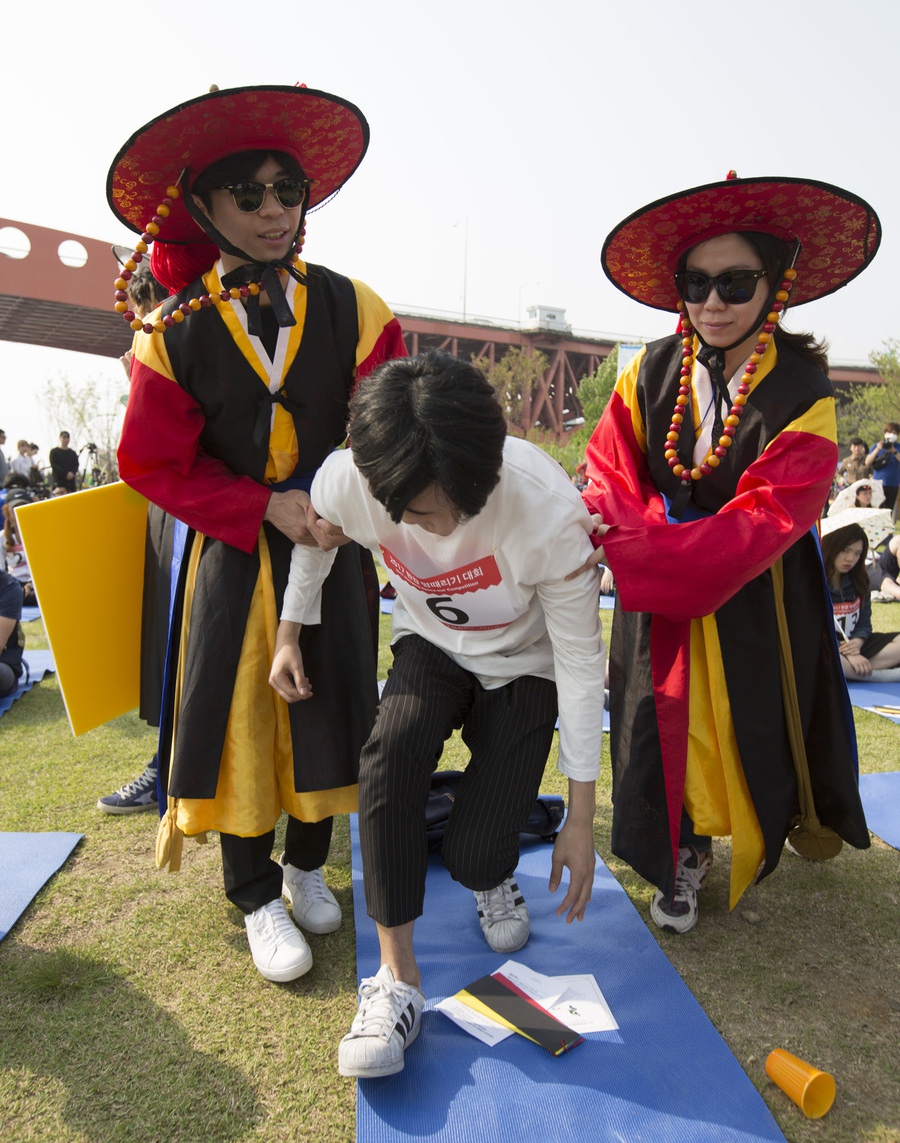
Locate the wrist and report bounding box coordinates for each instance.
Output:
[275,620,302,647]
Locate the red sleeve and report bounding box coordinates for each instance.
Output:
[583,391,836,621]
[117,359,270,553]
[355,316,407,385]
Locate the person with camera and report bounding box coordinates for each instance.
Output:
[866,423,900,511]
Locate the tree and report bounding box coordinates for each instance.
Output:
[575,346,619,432]
[541,346,620,475]
[834,339,900,448]
[472,345,548,431]
[38,375,125,485]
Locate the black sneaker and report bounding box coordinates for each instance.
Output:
[649,845,712,934]
[97,761,159,814]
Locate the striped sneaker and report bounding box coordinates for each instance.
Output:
[338,965,425,1078]
[474,875,530,953]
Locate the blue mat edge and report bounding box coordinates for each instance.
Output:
[0,649,56,718]
[0,831,83,941]
[859,771,900,850]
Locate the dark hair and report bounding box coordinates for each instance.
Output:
[850,437,866,447]
[680,231,830,372]
[348,351,507,524]
[740,232,830,372]
[884,422,900,434]
[191,150,307,210]
[127,262,167,319]
[822,523,870,600]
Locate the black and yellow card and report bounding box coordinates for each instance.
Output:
[457,972,583,1056]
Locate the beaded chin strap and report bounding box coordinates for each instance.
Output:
[664,266,797,488]
[113,182,307,335]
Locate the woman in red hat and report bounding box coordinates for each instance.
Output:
[576,174,877,933]
[108,85,406,981]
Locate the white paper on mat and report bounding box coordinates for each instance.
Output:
[436,959,619,1046]
[494,959,619,1034]
[434,996,515,1046]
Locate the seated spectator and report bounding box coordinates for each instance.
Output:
[869,534,900,602]
[0,569,25,697]
[3,489,37,607]
[823,522,900,678]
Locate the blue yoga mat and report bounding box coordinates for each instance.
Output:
[859,772,900,850]
[846,680,900,723]
[0,832,82,941]
[21,605,42,623]
[350,817,785,1143]
[0,649,56,718]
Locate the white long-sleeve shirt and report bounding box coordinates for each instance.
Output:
[282,437,606,781]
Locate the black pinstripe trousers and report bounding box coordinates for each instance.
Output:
[359,634,558,927]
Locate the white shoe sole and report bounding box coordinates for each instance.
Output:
[338,1017,421,1078]
[252,946,313,983]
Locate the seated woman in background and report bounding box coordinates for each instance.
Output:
[823,521,900,679]
[2,489,36,607]
[869,533,900,602]
[0,569,25,698]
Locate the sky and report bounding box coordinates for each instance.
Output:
[2,0,898,452]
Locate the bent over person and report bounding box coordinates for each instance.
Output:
[108,84,406,982]
[269,351,606,1077]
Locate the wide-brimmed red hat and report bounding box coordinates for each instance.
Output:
[602,173,881,312]
[107,84,369,245]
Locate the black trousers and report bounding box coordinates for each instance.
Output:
[360,635,558,928]
[221,816,333,914]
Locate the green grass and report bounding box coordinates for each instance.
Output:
[1,612,898,1142]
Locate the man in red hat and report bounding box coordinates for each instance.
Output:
[108,85,406,982]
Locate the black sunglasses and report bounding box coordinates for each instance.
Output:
[217,177,308,213]
[674,268,767,305]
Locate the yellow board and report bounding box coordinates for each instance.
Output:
[16,483,149,736]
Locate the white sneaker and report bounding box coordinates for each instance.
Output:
[473,875,530,953]
[279,855,341,934]
[245,898,312,982]
[338,965,425,1078]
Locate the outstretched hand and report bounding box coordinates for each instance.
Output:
[548,817,596,923]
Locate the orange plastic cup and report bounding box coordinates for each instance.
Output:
[765,1049,836,1118]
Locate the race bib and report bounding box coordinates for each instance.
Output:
[380,546,520,631]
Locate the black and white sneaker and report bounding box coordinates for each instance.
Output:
[96,760,159,814]
[338,965,425,1078]
[474,875,530,953]
[649,845,713,934]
